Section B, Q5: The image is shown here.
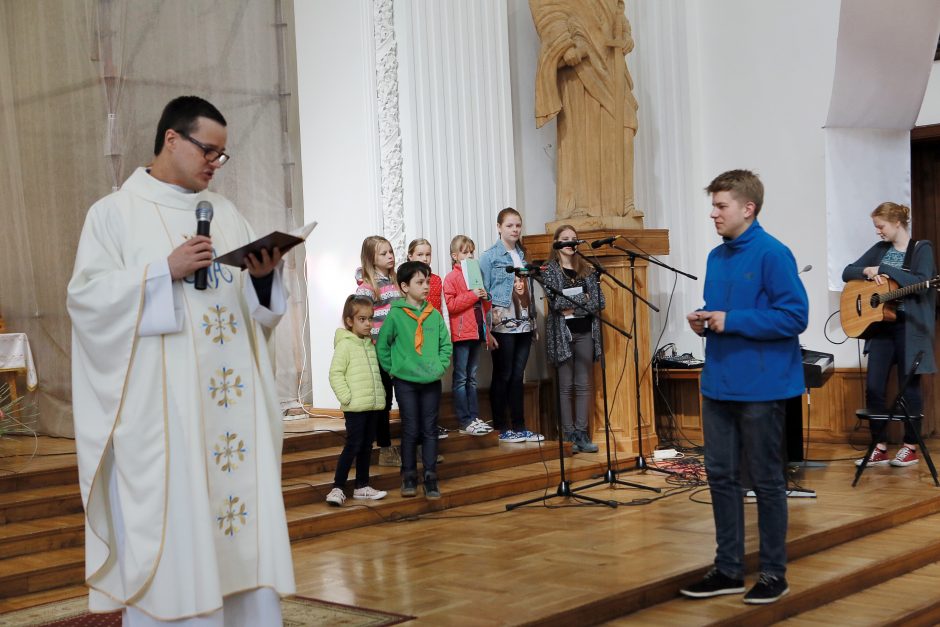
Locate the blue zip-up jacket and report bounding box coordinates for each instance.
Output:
[700,220,808,401]
[480,241,526,307]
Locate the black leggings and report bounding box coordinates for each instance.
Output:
[865,317,922,445]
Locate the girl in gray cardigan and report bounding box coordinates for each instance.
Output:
[542,225,605,453]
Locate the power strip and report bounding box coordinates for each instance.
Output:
[653,448,678,460]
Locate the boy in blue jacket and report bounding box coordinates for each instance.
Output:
[680,170,808,605]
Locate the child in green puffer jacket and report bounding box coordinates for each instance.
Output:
[326,295,388,506]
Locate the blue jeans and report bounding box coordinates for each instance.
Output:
[490,331,532,432]
[702,397,788,579]
[393,378,441,477]
[452,340,482,428]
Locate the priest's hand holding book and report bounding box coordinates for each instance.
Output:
[244,246,282,278]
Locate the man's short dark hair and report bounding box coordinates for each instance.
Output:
[705,169,764,215]
[154,96,227,156]
[397,260,430,288]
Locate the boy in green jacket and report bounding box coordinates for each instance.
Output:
[326,295,389,506]
[377,261,453,499]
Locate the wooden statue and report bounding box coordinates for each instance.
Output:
[530,0,642,231]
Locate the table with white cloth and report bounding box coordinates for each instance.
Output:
[0,333,38,400]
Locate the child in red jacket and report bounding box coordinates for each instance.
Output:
[443,235,493,436]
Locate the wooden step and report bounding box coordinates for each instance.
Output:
[601,512,940,626]
[280,430,502,479]
[779,561,940,626]
[281,441,568,507]
[286,452,627,542]
[0,547,84,599]
[0,513,84,560]
[0,483,83,524]
[0,465,78,493]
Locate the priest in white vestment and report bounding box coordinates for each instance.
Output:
[67,96,295,625]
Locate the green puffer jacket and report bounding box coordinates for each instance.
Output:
[328,328,385,412]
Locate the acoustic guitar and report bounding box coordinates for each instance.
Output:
[840,276,940,338]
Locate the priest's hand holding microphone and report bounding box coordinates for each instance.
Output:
[166,201,283,286]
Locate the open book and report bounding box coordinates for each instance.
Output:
[214,221,317,268]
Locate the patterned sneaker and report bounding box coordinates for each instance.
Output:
[379,446,401,467]
[353,486,388,500]
[498,430,526,443]
[325,487,346,507]
[743,573,789,604]
[459,419,491,436]
[437,425,449,439]
[679,567,745,598]
[517,429,545,443]
[890,446,919,467]
[855,446,890,467]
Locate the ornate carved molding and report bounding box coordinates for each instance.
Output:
[372,0,406,262]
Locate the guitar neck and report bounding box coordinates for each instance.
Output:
[880,279,933,304]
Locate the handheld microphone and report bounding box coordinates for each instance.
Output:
[194,200,214,290]
[505,263,547,275]
[590,235,621,249]
[552,239,587,249]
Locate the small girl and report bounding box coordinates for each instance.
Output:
[407,238,444,314]
[356,236,401,467]
[443,235,493,436]
[326,295,389,505]
[542,225,605,453]
[479,207,544,444]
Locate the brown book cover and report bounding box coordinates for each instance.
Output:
[214,222,317,268]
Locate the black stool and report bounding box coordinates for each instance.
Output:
[853,350,939,488]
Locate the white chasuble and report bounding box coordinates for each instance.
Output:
[68,168,295,621]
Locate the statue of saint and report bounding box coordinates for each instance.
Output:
[530,0,642,231]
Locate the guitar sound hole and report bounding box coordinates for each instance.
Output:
[869,295,880,308]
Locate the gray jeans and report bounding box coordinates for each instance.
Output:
[557,330,594,434]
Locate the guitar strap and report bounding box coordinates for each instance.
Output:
[902,240,918,272]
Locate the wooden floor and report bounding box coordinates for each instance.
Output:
[2,426,940,625]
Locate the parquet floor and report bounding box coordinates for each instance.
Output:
[3,431,940,625]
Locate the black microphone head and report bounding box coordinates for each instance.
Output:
[590,235,619,249]
[195,200,214,222]
[552,239,585,249]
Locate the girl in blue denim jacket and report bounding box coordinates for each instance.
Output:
[479,207,544,444]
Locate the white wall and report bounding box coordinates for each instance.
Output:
[917,59,940,126]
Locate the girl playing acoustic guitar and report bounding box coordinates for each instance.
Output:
[842,202,936,468]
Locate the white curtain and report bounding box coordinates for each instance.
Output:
[0,0,308,436]
[825,0,940,290]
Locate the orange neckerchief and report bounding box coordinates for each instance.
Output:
[402,302,434,354]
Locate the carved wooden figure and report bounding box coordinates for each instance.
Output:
[530,0,641,231]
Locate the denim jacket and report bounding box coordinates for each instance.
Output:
[480,241,525,308]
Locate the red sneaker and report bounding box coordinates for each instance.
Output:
[855,447,890,467]
[890,446,919,467]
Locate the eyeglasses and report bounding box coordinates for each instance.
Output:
[180,132,231,166]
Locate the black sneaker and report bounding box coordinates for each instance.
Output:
[743,573,789,604]
[401,474,418,498]
[423,473,441,500]
[679,568,745,598]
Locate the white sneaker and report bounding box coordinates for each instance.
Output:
[353,486,388,500]
[460,419,491,436]
[325,487,346,506]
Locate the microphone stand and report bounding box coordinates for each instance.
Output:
[608,242,694,476]
[506,268,618,510]
[566,251,660,493]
